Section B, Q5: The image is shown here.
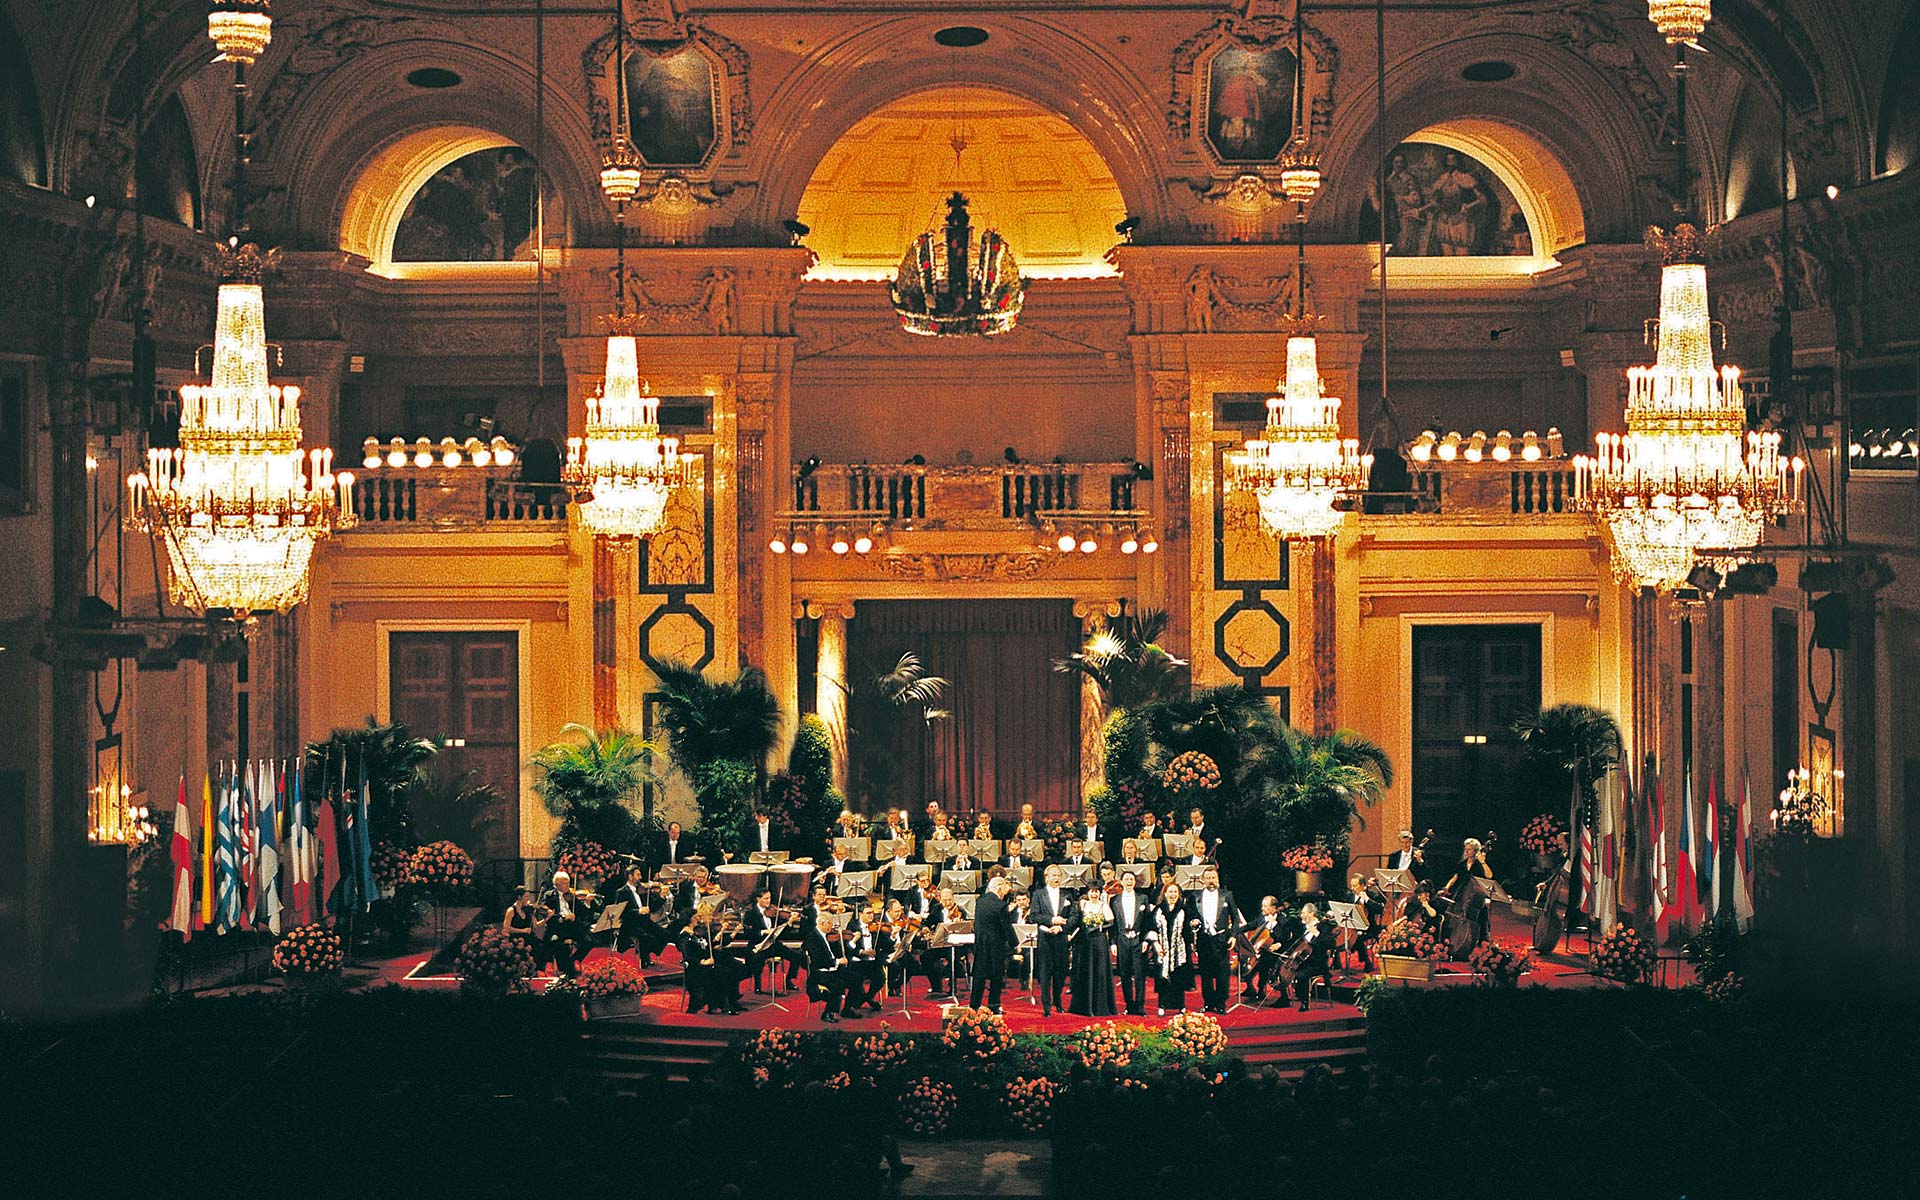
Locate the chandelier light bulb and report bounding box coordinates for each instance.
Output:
[600,137,645,208]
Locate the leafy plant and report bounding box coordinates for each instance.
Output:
[400,761,505,854]
[530,723,656,854]
[1053,607,1188,709]
[845,650,951,810]
[649,660,783,779]
[304,719,439,847]
[1515,703,1622,807]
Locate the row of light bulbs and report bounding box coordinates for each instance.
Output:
[1408,427,1566,464]
[361,436,519,470]
[1849,428,1918,466]
[770,525,882,556]
[1051,528,1159,555]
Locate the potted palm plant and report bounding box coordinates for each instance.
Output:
[648,660,782,856]
[531,724,657,862]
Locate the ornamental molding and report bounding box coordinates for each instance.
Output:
[874,553,1060,583]
[1168,13,1339,155]
[1183,265,1304,333]
[579,9,752,158]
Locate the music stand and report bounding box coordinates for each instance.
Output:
[747,850,791,865]
[1083,840,1105,862]
[1015,838,1045,861]
[836,869,877,900]
[589,900,627,942]
[924,838,960,863]
[1326,900,1368,968]
[1015,921,1041,1004]
[968,838,1003,861]
[1005,866,1033,890]
[941,868,981,895]
[1373,867,1415,923]
[832,837,872,864]
[1173,863,1210,891]
[952,893,979,919]
[656,864,695,885]
[1056,862,1097,889]
[887,863,929,893]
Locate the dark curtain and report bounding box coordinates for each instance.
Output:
[848,600,1081,818]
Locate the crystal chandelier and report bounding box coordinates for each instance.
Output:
[127,247,355,614]
[1276,0,1322,205]
[890,192,1026,336]
[1226,325,1368,540]
[1574,227,1801,590]
[599,1,644,205]
[1647,2,1712,43]
[563,325,692,541]
[125,2,352,617]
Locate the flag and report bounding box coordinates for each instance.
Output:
[1573,774,1593,917]
[1705,774,1721,920]
[236,761,255,932]
[289,758,313,927]
[1675,772,1700,934]
[198,772,214,929]
[257,759,282,935]
[215,763,239,934]
[166,776,194,940]
[316,792,338,922]
[1595,770,1618,933]
[353,753,377,910]
[1733,775,1756,932]
[1648,772,1670,944]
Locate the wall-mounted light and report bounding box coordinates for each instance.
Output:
[1492,430,1513,462]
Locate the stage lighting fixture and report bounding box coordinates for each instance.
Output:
[1464,430,1487,462]
[1078,529,1098,553]
[790,530,810,554]
[1409,430,1437,462]
[1056,531,1077,552]
[769,535,788,554]
[830,528,851,554]
[1140,532,1159,554]
[1120,533,1139,554]
[1492,430,1513,462]
[1521,431,1542,462]
[1438,432,1461,461]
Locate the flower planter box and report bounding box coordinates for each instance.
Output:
[1293,870,1324,895]
[1379,954,1435,982]
[584,994,645,1020]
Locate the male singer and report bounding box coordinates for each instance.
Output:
[1111,868,1153,1016]
[1029,864,1077,1016]
[1192,864,1238,1013]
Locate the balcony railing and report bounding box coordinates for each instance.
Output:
[348,469,568,529]
[789,461,1143,524]
[1404,462,1580,516]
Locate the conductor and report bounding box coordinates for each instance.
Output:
[968,873,1018,1014]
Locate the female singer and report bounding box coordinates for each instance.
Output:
[1069,887,1116,1016]
[1149,881,1195,1016]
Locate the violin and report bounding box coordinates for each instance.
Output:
[1105,880,1124,896]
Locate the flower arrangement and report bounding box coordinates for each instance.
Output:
[1069,1021,1138,1071]
[272,923,345,978]
[1700,972,1744,1004]
[940,1006,1014,1060]
[820,1070,852,1092]
[899,1076,958,1135]
[1004,1075,1060,1134]
[370,840,412,894]
[406,839,474,893]
[1162,1011,1228,1060]
[555,840,621,887]
[1281,842,1336,872]
[1375,919,1444,961]
[851,1028,912,1075]
[1519,813,1566,855]
[1040,816,1076,860]
[1467,938,1534,988]
[1162,751,1222,795]
[568,954,648,1000]
[1593,925,1656,984]
[455,926,537,996]
[743,1029,808,1086]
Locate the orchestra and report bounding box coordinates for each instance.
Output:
[497,806,1532,1025]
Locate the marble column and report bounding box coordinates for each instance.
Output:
[1073,599,1122,797]
[810,600,856,797]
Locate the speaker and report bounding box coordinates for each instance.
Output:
[1811,592,1850,649]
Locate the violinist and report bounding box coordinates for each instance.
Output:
[923,885,960,998]
[538,870,595,978]
[1345,872,1387,968]
[1097,861,1120,893]
[502,886,544,954]
[679,907,744,1015]
[614,865,671,967]
[843,907,889,1011]
[1242,895,1290,1002]
[1111,869,1153,1016]
[674,864,715,915]
[743,888,804,996]
[1389,829,1427,878]
[803,912,858,1023]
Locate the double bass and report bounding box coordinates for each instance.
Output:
[1531,859,1572,953]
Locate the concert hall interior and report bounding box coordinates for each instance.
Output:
[2,1,1918,1196]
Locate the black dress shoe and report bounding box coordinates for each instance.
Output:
[821,1012,838,1023]
[754,986,768,995]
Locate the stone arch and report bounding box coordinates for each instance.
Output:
[1875,4,1920,176]
[1317,34,1651,247]
[740,16,1182,241]
[269,38,599,261]
[0,2,48,187]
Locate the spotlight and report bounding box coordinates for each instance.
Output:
[1686,563,1723,594]
[1056,531,1077,553]
[362,437,381,469]
[1120,532,1139,554]
[782,218,811,244]
[1078,530,1098,554]
[1438,432,1461,461]
[1521,430,1542,462]
[1464,430,1487,462]
[440,437,461,468]
[1492,430,1513,462]
[1723,562,1779,595]
[769,535,788,554]
[1004,446,1021,465]
[830,528,851,554]
[1825,184,1840,200]
[1115,215,1141,240]
[799,455,821,478]
[85,195,96,208]
[906,453,927,465]
[413,437,433,468]
[1489,325,1516,341]
[1409,430,1437,463]
[490,436,515,467]
[790,530,810,554]
[853,527,876,553]
[1131,459,1154,480]
[1140,532,1159,554]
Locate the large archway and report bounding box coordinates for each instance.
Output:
[796,87,1128,281]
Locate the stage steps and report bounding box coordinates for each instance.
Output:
[577,1019,735,1088]
[1223,1010,1368,1078]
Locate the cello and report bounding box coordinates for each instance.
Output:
[1532,859,1572,953]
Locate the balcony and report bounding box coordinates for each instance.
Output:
[775,460,1156,555]
[347,467,569,530]
[1405,461,1581,516]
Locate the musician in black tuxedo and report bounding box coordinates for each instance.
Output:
[741,808,781,858]
[1060,840,1094,869]
[538,870,596,978]
[1387,830,1426,879]
[1190,865,1238,1013]
[1292,905,1340,1011]
[968,875,1017,1012]
[1028,864,1078,1016]
[802,914,858,1022]
[1345,872,1387,968]
[1110,868,1154,1016]
[741,888,804,995]
[655,820,694,869]
[842,910,889,1011]
[1243,894,1292,1001]
[612,865,670,966]
[679,915,744,1014]
[1074,806,1107,858]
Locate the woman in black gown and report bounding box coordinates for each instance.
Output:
[1069,889,1116,1016]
